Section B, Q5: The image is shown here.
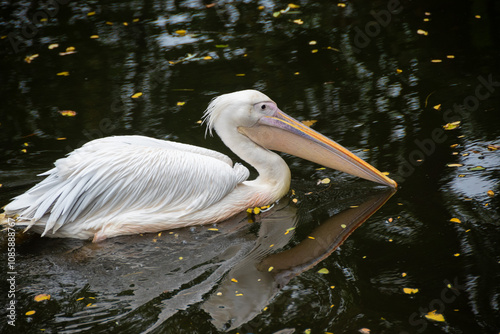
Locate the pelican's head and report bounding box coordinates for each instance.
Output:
[203,90,397,188]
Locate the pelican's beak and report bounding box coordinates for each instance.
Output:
[239,109,397,188]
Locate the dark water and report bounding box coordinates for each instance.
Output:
[1,0,499,333]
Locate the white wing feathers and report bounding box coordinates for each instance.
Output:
[4,136,249,236]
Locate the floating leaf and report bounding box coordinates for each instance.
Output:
[431,59,442,63]
[301,120,317,127]
[57,71,70,76]
[90,35,99,39]
[76,297,84,301]
[443,121,460,130]
[87,11,96,16]
[402,272,407,277]
[293,19,304,25]
[317,268,329,274]
[321,178,331,184]
[34,294,51,302]
[396,69,403,73]
[177,101,186,106]
[403,288,419,294]
[469,166,485,171]
[207,228,218,231]
[359,328,371,334]
[337,3,346,8]
[433,104,441,110]
[231,278,238,283]
[487,190,494,197]
[487,144,499,151]
[340,224,347,228]
[450,218,461,223]
[59,110,77,117]
[268,266,274,272]
[131,92,143,99]
[25,310,36,316]
[48,43,59,49]
[417,29,428,36]
[25,54,39,63]
[175,30,187,36]
[425,310,445,322]
[288,3,300,9]
[446,163,463,167]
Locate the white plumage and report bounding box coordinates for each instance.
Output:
[3,90,396,241]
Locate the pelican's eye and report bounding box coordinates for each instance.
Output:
[261,104,266,110]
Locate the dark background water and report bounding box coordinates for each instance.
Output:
[1,0,499,333]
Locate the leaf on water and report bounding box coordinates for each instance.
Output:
[431,59,442,63]
[215,44,229,48]
[402,272,407,277]
[487,190,494,197]
[293,19,304,25]
[417,29,428,36]
[443,121,460,130]
[76,297,84,301]
[175,30,187,36]
[268,266,274,272]
[26,310,36,316]
[231,278,238,283]
[469,166,485,171]
[446,163,463,167]
[34,294,51,302]
[359,328,371,334]
[177,101,186,106]
[321,178,331,184]
[340,224,346,228]
[317,268,329,274]
[57,71,70,76]
[454,253,460,257]
[403,288,419,294]
[131,92,143,99]
[487,144,499,151]
[301,120,317,127]
[25,54,39,63]
[433,104,441,110]
[425,310,445,322]
[337,3,346,8]
[59,110,77,117]
[288,3,300,9]
[87,11,96,16]
[450,218,461,223]
[48,43,59,49]
[90,35,99,39]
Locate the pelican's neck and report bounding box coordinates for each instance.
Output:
[218,128,291,200]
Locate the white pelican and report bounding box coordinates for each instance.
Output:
[3,90,396,241]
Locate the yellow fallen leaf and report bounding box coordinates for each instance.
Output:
[396,69,403,73]
[450,218,461,223]
[425,310,445,322]
[48,43,59,49]
[417,29,428,36]
[59,110,77,117]
[288,3,300,8]
[487,144,499,151]
[231,278,238,283]
[87,11,96,16]
[106,21,114,25]
[26,310,36,316]
[57,71,70,76]
[308,236,315,239]
[447,55,455,59]
[177,101,186,106]
[207,228,219,231]
[454,253,460,257]
[34,293,51,302]
[293,19,304,25]
[487,190,494,197]
[402,272,407,277]
[175,30,187,36]
[321,178,331,184]
[133,18,139,22]
[90,35,99,39]
[301,120,317,127]
[359,328,371,334]
[337,3,346,7]
[446,163,463,167]
[203,56,213,60]
[25,54,39,63]
[433,104,441,110]
[431,59,442,63]
[317,268,329,274]
[443,121,460,130]
[268,266,274,272]
[403,288,419,294]
[131,92,143,98]
[76,297,84,301]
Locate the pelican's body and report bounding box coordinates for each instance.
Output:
[3,90,396,241]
